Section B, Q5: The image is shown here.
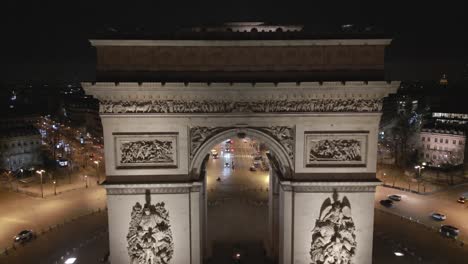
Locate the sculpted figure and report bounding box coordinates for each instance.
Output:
[310,190,356,264]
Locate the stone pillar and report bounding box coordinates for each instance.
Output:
[105,183,201,264]
[278,181,379,264]
[279,183,293,264]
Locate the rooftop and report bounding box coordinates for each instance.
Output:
[92,22,390,41]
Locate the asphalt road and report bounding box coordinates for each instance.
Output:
[0,186,106,251]
[206,138,270,248]
[376,184,468,243]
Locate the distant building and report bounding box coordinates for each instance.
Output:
[0,126,43,171]
[61,95,102,140]
[431,112,468,129]
[419,128,465,167]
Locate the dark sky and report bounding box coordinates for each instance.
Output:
[1,1,467,83]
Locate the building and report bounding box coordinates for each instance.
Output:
[419,128,465,167]
[61,95,103,140]
[83,23,398,264]
[431,111,468,128]
[0,126,43,171]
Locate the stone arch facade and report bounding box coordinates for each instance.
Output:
[189,127,293,180]
[84,37,398,264]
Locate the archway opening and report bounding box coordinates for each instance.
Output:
[206,137,269,259]
[191,128,289,263]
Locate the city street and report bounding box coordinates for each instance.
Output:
[0,185,106,252]
[376,184,468,243]
[206,138,270,249]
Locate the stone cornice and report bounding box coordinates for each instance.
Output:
[105,182,202,195]
[90,39,392,47]
[82,81,399,102]
[280,181,381,192]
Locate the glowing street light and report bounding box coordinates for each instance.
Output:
[394,251,404,257]
[84,175,88,188]
[64,257,77,264]
[53,180,57,196]
[94,160,100,184]
[36,170,45,198]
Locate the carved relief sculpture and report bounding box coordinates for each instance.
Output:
[189,127,229,159]
[127,200,174,264]
[310,190,357,264]
[309,139,361,162]
[100,98,382,114]
[258,126,294,161]
[120,140,174,164]
[114,133,178,168]
[305,132,368,167]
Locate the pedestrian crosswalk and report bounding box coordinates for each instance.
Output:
[230,154,253,158]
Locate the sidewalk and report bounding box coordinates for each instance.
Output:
[377,164,468,194]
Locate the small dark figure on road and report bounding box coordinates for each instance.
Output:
[216,177,221,181]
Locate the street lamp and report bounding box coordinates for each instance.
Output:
[53,180,57,195]
[414,165,425,178]
[36,169,45,198]
[94,160,100,184]
[84,175,88,188]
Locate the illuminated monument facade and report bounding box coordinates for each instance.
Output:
[83,24,398,264]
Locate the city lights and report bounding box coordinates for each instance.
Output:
[64,257,77,264]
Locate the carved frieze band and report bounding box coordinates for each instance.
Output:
[189,126,294,161]
[99,98,382,114]
[281,184,378,193]
[107,186,201,195]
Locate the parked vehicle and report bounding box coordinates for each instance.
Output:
[14,230,34,243]
[249,165,256,171]
[388,194,402,201]
[457,196,465,204]
[431,213,446,221]
[380,199,393,208]
[224,162,230,168]
[440,225,459,238]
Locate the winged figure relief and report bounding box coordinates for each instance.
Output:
[310,190,357,264]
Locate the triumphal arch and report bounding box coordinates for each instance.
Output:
[83,26,398,264]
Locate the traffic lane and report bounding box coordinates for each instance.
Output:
[376,186,468,243]
[373,209,468,264]
[0,186,106,251]
[0,211,108,264]
[431,184,468,201]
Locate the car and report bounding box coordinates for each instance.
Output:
[380,199,393,208]
[211,149,218,159]
[249,165,256,171]
[440,225,459,238]
[431,213,446,221]
[14,230,34,243]
[224,162,230,168]
[388,194,402,201]
[457,196,465,204]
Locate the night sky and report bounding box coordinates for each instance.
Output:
[1,1,467,83]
